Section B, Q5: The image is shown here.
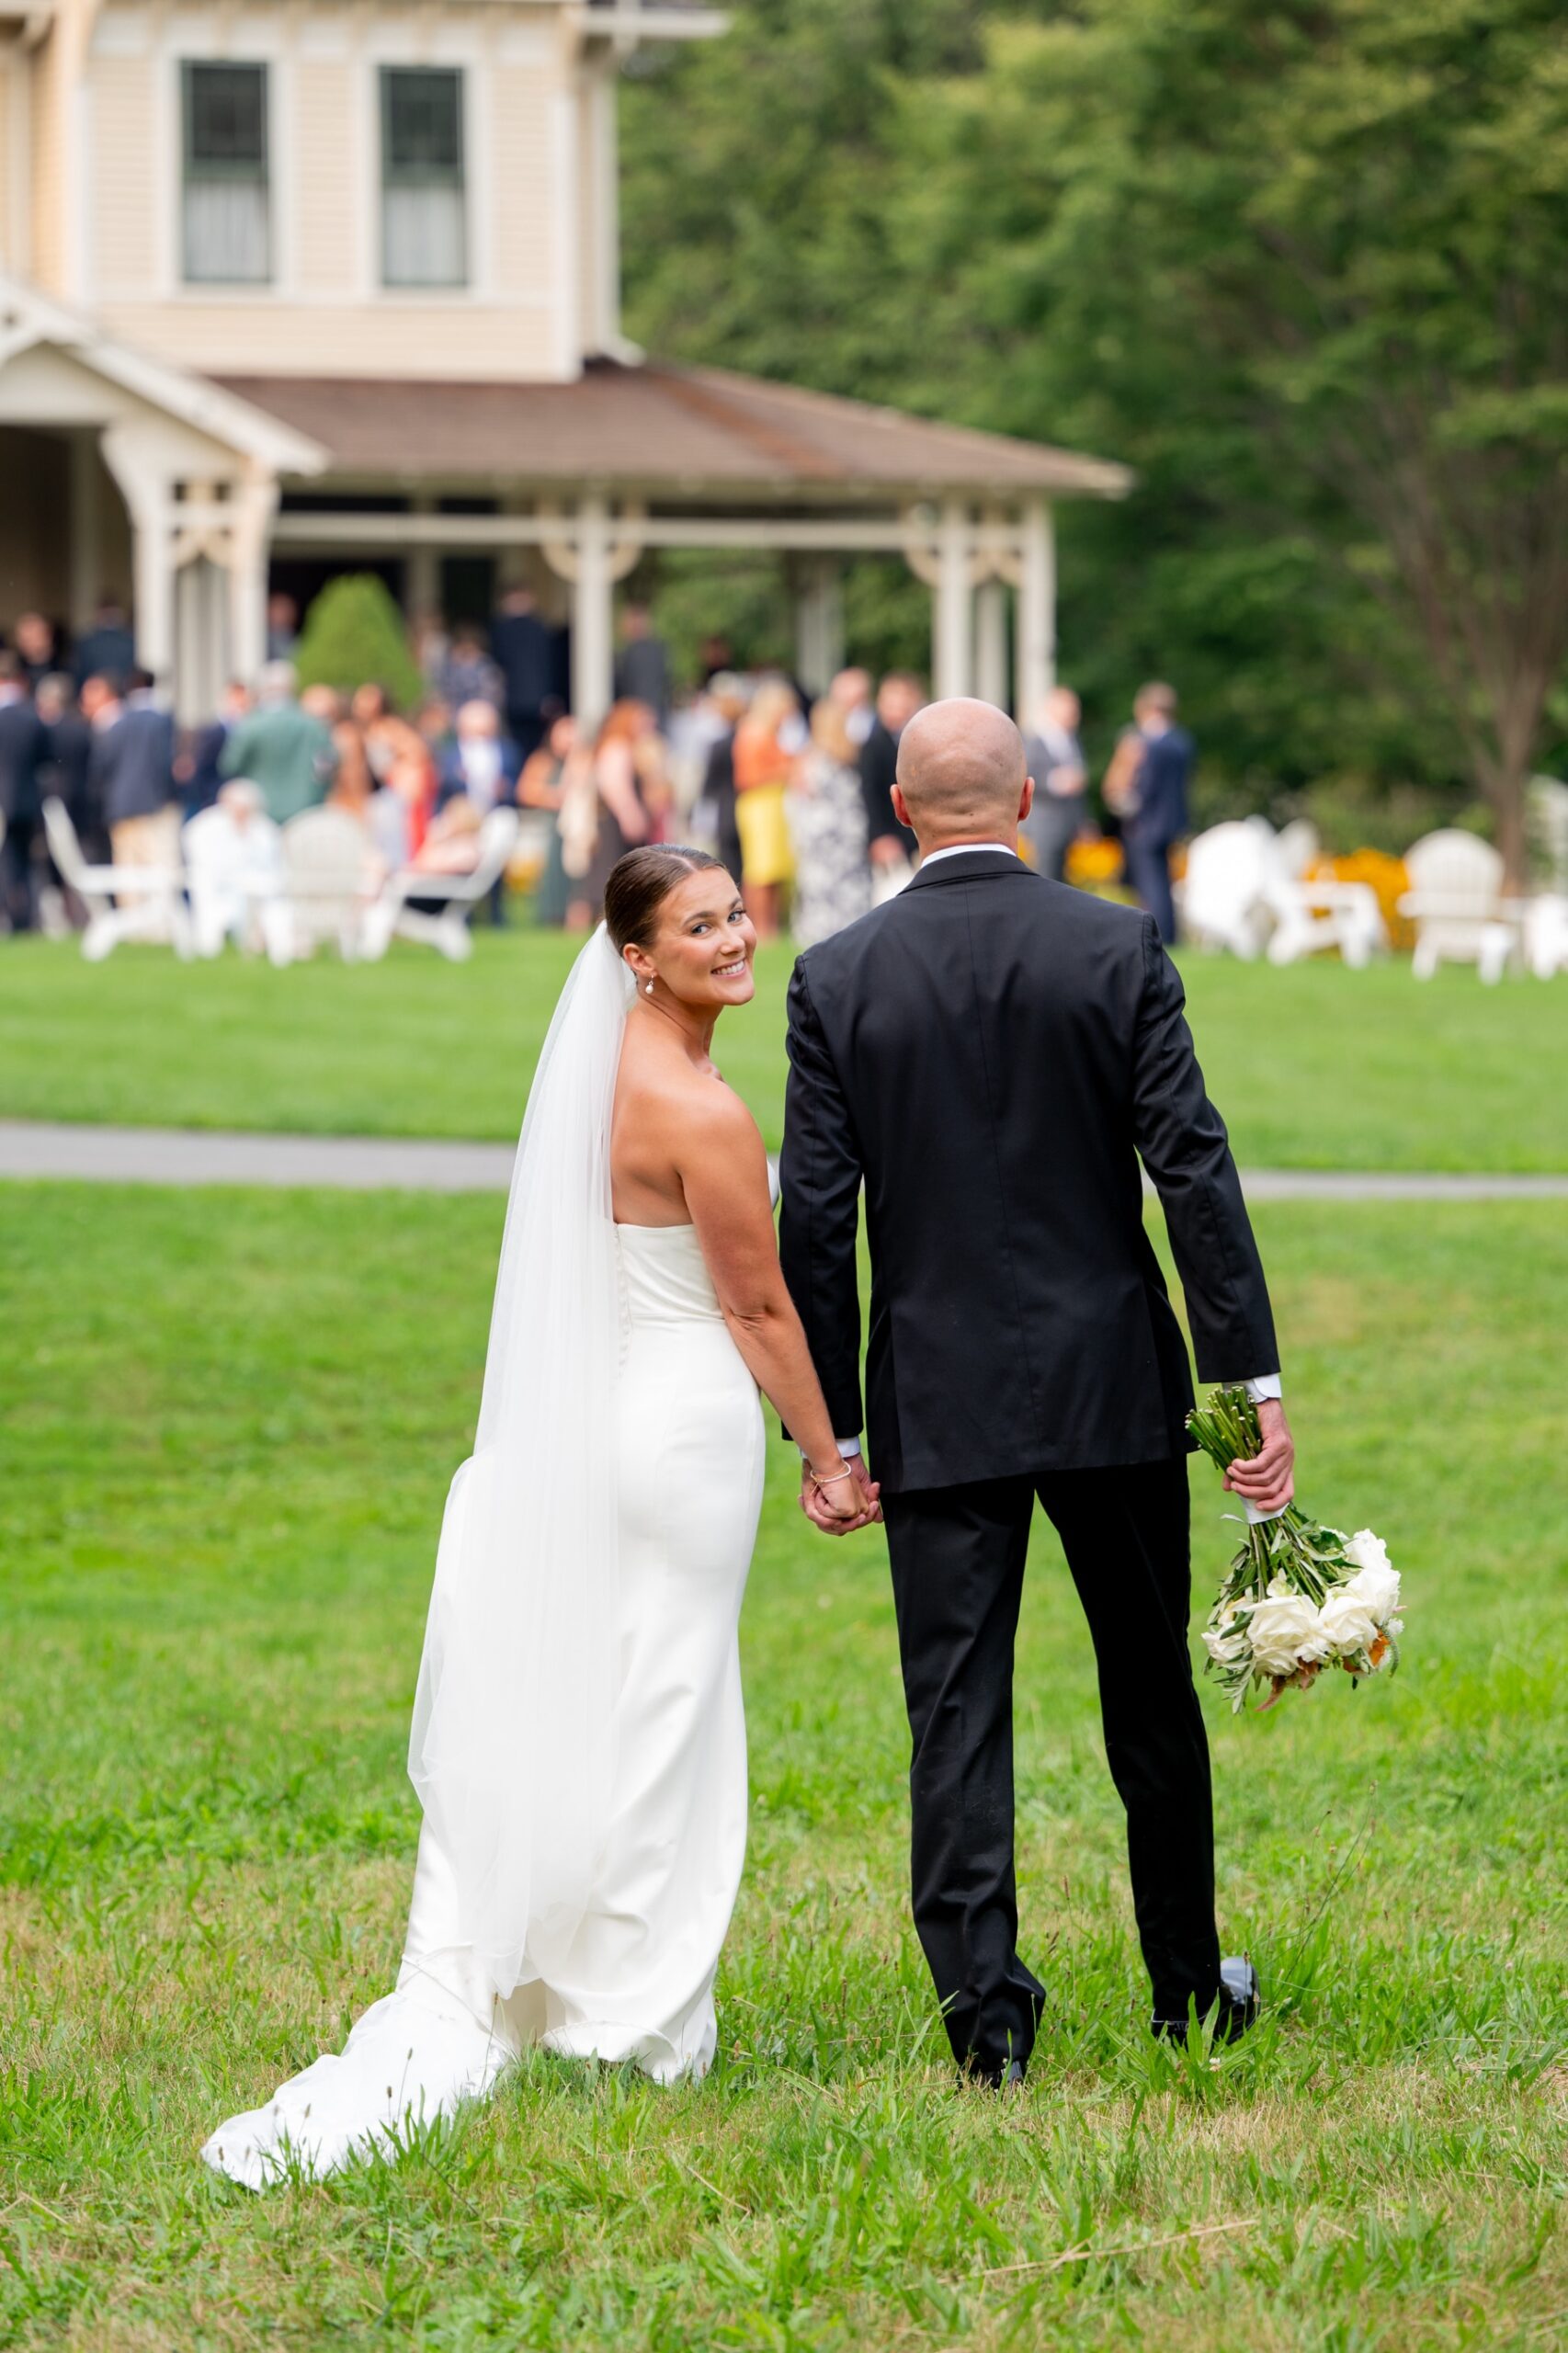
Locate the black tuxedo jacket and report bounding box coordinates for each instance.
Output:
[778,849,1278,1493]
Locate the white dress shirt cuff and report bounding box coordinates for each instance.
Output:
[1240,1376,1283,1403]
[802,1436,863,1461]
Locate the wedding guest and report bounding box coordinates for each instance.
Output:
[518,711,582,927]
[221,662,333,824]
[72,594,135,690]
[91,666,179,876]
[300,683,342,730]
[829,665,876,748]
[733,676,801,939]
[326,719,377,826]
[859,672,924,875]
[36,673,102,917]
[614,602,671,727]
[186,779,284,956]
[438,700,518,815]
[1021,685,1089,883]
[1118,681,1195,945]
[12,612,58,691]
[787,694,871,949]
[437,700,520,924]
[0,651,48,931]
[490,584,557,763]
[181,679,253,817]
[698,672,748,882]
[569,699,656,931]
[436,626,503,714]
[265,592,300,662]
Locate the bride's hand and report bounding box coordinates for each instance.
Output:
[801,1457,882,1535]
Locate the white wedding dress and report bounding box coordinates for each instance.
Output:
[204,938,766,2189]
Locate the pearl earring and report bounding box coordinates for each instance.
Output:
[644,979,655,997]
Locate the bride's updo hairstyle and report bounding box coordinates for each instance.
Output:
[604,845,729,956]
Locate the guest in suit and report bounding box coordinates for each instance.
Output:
[781,699,1289,2082]
[0,652,49,931]
[36,675,104,914]
[12,612,59,692]
[71,595,136,691]
[858,672,924,877]
[88,668,180,882]
[437,699,520,926]
[613,603,672,729]
[490,585,558,766]
[1021,685,1088,882]
[221,663,333,824]
[1119,682,1195,945]
[180,680,253,817]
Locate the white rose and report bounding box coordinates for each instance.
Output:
[1316,1586,1380,1657]
[1245,1593,1331,1677]
[1342,1535,1400,1627]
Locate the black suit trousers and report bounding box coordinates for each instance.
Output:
[883,1457,1221,2077]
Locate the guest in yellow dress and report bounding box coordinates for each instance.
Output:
[732,676,801,939]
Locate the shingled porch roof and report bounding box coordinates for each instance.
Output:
[214,358,1131,499]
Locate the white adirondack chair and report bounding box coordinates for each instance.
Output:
[1399,829,1509,981]
[182,797,285,957]
[1259,822,1386,969]
[363,806,521,963]
[1176,819,1276,959]
[41,797,193,961]
[1523,894,1568,980]
[265,806,379,965]
[1528,777,1568,891]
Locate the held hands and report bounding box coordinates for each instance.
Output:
[800,1454,883,1536]
[1222,1397,1296,1516]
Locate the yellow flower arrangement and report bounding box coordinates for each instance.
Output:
[1307,849,1414,950]
[1065,835,1127,891]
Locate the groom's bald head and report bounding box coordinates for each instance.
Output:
[894,698,1031,849]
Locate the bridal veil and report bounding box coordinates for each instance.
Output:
[408,926,633,1995]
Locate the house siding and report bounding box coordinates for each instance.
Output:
[90,54,157,295]
[28,28,65,296]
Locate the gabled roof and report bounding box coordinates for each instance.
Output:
[212,358,1131,498]
[0,273,327,475]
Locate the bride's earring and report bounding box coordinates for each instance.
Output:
[644,978,655,997]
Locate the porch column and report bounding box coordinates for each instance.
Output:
[932,496,974,702]
[100,426,176,688]
[1014,496,1056,722]
[572,493,614,728]
[974,577,1009,711]
[227,473,278,687]
[407,494,439,620]
[793,555,844,698]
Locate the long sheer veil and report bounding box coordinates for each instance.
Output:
[408,926,633,1995]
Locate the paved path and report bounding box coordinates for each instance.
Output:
[2,1120,1564,1200]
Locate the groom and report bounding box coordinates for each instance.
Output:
[778,699,1294,2086]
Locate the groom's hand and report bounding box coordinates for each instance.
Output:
[1222,1397,1295,1514]
[800,1455,882,1535]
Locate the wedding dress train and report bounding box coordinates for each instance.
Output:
[204,1221,764,2188]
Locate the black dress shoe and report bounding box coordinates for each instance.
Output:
[960,2054,1028,2090]
[1152,1956,1260,2047]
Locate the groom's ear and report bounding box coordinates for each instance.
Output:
[1019,777,1036,824]
[891,782,913,832]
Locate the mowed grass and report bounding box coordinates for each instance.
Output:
[4,926,1567,1166]
[1,1182,1563,2349]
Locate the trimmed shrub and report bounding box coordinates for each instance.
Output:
[294,573,423,711]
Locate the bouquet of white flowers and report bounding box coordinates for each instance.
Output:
[1188,1387,1403,1713]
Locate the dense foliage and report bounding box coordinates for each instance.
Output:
[622,1,1568,858]
[295,572,425,711]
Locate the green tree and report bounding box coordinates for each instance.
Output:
[624,3,1568,863]
[294,573,423,712]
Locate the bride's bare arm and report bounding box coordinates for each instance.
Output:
[678,1089,871,1523]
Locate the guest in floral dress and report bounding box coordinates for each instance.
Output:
[786,697,871,949]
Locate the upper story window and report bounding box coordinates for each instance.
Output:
[381,68,467,290]
[182,63,271,285]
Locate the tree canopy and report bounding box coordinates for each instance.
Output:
[622,0,1568,863]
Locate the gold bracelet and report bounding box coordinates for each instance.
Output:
[811,1464,855,1486]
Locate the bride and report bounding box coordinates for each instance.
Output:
[205,846,878,2188]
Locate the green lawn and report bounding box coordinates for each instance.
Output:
[2,1182,1562,2349]
[3,928,1566,1166]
